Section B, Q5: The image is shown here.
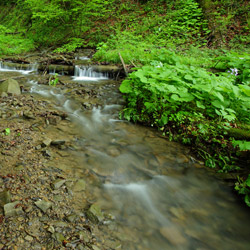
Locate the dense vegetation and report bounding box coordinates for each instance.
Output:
[0,0,250,205]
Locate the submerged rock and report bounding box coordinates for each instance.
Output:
[0,78,21,95]
[73,179,86,192]
[86,203,104,223]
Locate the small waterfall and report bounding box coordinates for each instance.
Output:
[73,65,109,81]
[0,61,38,74]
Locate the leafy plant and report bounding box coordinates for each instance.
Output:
[49,73,59,86]
[5,128,10,136]
[235,175,250,207]
[119,49,250,173]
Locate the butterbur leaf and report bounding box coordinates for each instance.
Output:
[171,94,179,101]
[214,92,224,102]
[211,100,224,109]
[245,195,250,207]
[179,92,194,102]
[232,140,250,151]
[120,80,133,93]
[196,101,205,109]
[184,74,193,81]
[135,70,148,83]
[239,85,250,97]
[245,175,250,187]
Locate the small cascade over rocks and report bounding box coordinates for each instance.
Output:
[73,65,109,81]
[0,61,38,74]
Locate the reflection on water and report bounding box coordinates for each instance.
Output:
[24,72,250,250]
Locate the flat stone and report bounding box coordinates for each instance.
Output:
[159,227,186,245]
[66,214,78,223]
[4,201,23,217]
[52,221,69,228]
[87,203,104,223]
[41,138,52,147]
[51,179,66,190]
[35,200,53,213]
[73,179,86,192]
[25,235,33,242]
[48,116,61,125]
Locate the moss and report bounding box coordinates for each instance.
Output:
[228,128,250,140]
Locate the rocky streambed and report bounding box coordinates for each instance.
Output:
[0,72,122,249]
[1,56,250,250]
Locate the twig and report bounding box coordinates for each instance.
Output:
[118,52,128,76]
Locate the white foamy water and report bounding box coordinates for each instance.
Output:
[0,61,37,74]
[73,65,109,81]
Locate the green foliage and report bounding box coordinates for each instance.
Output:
[119,49,250,173]
[232,140,250,151]
[215,52,250,86]
[49,73,59,86]
[4,128,10,136]
[0,24,34,55]
[235,175,250,207]
[54,38,85,53]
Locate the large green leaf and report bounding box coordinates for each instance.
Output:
[120,80,133,93]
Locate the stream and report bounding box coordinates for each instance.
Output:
[1,61,250,250]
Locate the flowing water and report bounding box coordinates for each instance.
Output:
[1,62,250,250]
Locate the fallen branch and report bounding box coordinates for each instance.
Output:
[118,52,128,77]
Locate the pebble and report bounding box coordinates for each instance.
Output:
[51,179,66,190]
[25,235,33,242]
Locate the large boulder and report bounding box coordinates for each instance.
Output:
[0,78,21,95]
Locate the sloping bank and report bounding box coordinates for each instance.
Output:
[118,49,250,206]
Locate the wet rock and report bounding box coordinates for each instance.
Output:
[86,203,104,223]
[35,145,42,150]
[48,116,62,125]
[25,235,33,242]
[0,78,21,95]
[42,150,52,158]
[0,190,11,208]
[66,214,78,223]
[4,201,24,217]
[176,154,189,164]
[41,138,52,147]
[79,230,91,243]
[159,227,186,245]
[35,200,53,213]
[23,111,35,119]
[51,140,66,146]
[107,146,120,157]
[51,179,66,190]
[73,179,86,192]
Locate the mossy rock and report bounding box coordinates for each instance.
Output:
[0,78,21,95]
